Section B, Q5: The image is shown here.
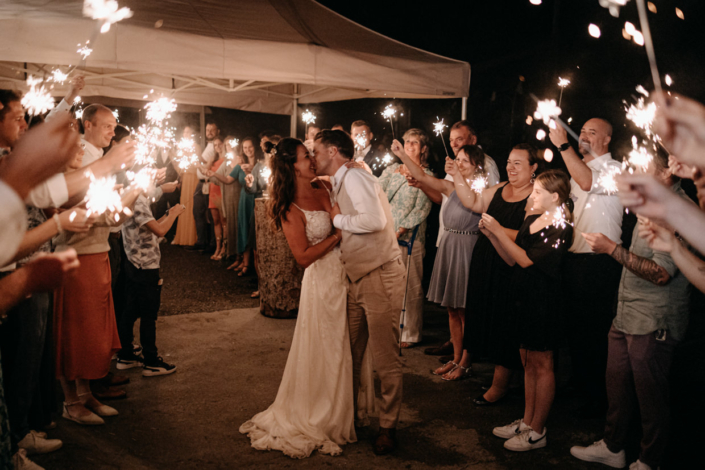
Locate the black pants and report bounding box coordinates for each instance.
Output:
[193,182,209,247]
[562,252,622,406]
[0,292,50,447]
[119,261,161,362]
[108,234,126,328]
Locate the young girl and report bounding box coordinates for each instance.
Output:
[479,169,574,452]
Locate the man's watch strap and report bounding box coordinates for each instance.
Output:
[559,143,571,152]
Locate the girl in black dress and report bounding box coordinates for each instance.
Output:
[480,170,573,452]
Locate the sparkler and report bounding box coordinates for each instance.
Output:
[382,153,394,166]
[77,42,93,60]
[433,118,451,158]
[228,138,239,149]
[635,0,662,94]
[21,76,55,117]
[534,99,562,125]
[84,173,122,216]
[597,165,622,195]
[470,174,488,194]
[51,69,68,84]
[382,104,397,139]
[83,0,134,34]
[599,0,629,18]
[302,109,316,138]
[625,96,657,138]
[557,77,570,107]
[174,138,199,170]
[627,144,653,172]
[354,131,368,151]
[260,166,272,182]
[550,206,569,230]
[125,168,156,192]
[144,97,176,125]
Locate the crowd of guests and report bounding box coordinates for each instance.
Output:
[0,68,703,470]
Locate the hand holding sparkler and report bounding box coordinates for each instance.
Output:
[548,124,570,149]
[167,204,186,218]
[390,139,408,161]
[616,173,677,223]
[582,232,617,255]
[638,218,676,253]
[160,181,179,194]
[103,140,137,172]
[652,92,705,168]
[66,76,85,105]
[479,213,501,236]
[444,156,459,177]
[58,207,94,233]
[668,155,695,180]
[245,174,255,188]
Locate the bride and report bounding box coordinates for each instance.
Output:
[239,138,373,459]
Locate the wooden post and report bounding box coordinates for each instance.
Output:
[254,198,304,319]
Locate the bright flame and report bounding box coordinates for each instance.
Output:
[470,174,488,194]
[21,76,55,116]
[534,99,562,125]
[83,0,133,34]
[85,173,122,216]
[558,77,570,88]
[382,105,397,121]
[536,129,546,140]
[144,97,176,125]
[302,109,316,125]
[597,165,622,195]
[433,118,447,136]
[588,24,601,38]
[544,148,554,162]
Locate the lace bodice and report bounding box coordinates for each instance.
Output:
[296,206,332,246]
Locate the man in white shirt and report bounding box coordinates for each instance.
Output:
[550,117,624,418]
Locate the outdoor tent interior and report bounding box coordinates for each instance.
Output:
[0,0,470,137]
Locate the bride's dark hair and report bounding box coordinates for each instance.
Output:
[268,138,304,230]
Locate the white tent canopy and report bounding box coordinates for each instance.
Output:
[0,0,470,119]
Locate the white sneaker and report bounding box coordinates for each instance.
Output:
[629,460,658,470]
[12,449,45,470]
[504,428,547,452]
[493,419,530,439]
[17,431,63,454]
[570,439,626,468]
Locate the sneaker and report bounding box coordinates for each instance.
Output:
[570,439,626,468]
[12,449,44,470]
[116,352,144,370]
[142,357,177,377]
[629,460,658,470]
[493,419,530,439]
[18,431,62,454]
[504,428,547,452]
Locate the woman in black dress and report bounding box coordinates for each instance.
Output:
[448,144,544,404]
[481,170,573,452]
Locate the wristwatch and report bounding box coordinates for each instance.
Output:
[558,142,571,152]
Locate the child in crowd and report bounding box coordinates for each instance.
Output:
[479,169,574,452]
[116,191,185,376]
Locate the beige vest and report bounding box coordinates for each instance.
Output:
[336,169,400,282]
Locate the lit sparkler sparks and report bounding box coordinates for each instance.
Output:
[174,138,199,170]
[126,168,156,192]
[301,109,316,125]
[260,166,272,182]
[599,0,629,18]
[627,138,653,172]
[550,206,569,230]
[382,104,397,139]
[77,42,93,60]
[625,96,657,138]
[470,174,488,194]
[354,131,368,150]
[133,124,176,166]
[75,108,84,119]
[21,76,55,117]
[382,153,393,165]
[597,165,623,195]
[228,138,239,149]
[536,129,547,141]
[112,109,119,121]
[144,97,176,125]
[85,173,122,216]
[534,99,562,125]
[433,117,451,158]
[558,77,570,88]
[225,152,235,166]
[83,0,134,34]
[51,69,68,84]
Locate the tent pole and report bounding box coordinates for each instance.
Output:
[200,106,206,148]
[461,97,467,121]
[290,84,299,138]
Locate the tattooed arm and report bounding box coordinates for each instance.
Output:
[583,232,671,286]
[610,245,671,286]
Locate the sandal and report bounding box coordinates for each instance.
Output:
[227,260,242,270]
[432,361,457,376]
[62,401,104,425]
[251,290,260,298]
[238,265,249,276]
[442,364,473,381]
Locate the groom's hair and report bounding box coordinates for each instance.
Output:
[315,130,354,160]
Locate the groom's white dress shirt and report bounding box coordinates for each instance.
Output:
[331,165,387,234]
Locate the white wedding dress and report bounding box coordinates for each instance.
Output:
[239,207,375,459]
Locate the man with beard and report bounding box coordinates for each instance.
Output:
[549,118,624,418]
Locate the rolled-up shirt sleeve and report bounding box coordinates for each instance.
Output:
[0,181,28,267]
[24,173,69,208]
[333,170,387,234]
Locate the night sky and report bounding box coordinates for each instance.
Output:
[310,0,705,175]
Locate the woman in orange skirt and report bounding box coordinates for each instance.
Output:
[208,137,227,260]
[172,125,200,246]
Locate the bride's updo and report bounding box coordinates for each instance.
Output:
[268,137,304,230]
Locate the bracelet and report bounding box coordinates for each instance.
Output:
[53,213,64,234]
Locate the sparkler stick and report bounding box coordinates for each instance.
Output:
[635,0,662,94]
[433,118,450,158]
[557,77,570,107]
[382,105,397,140]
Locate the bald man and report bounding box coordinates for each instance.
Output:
[549,118,624,418]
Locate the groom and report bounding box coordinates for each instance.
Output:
[312,130,407,455]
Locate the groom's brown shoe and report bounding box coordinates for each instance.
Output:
[373,427,396,455]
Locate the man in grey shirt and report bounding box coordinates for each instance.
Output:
[570,151,691,470]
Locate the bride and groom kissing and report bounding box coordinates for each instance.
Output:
[239,130,407,459]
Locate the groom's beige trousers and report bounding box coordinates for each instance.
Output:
[347,256,406,429]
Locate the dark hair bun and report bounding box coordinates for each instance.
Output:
[263,141,275,153]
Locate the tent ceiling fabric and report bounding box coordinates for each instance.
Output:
[0,0,470,115]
